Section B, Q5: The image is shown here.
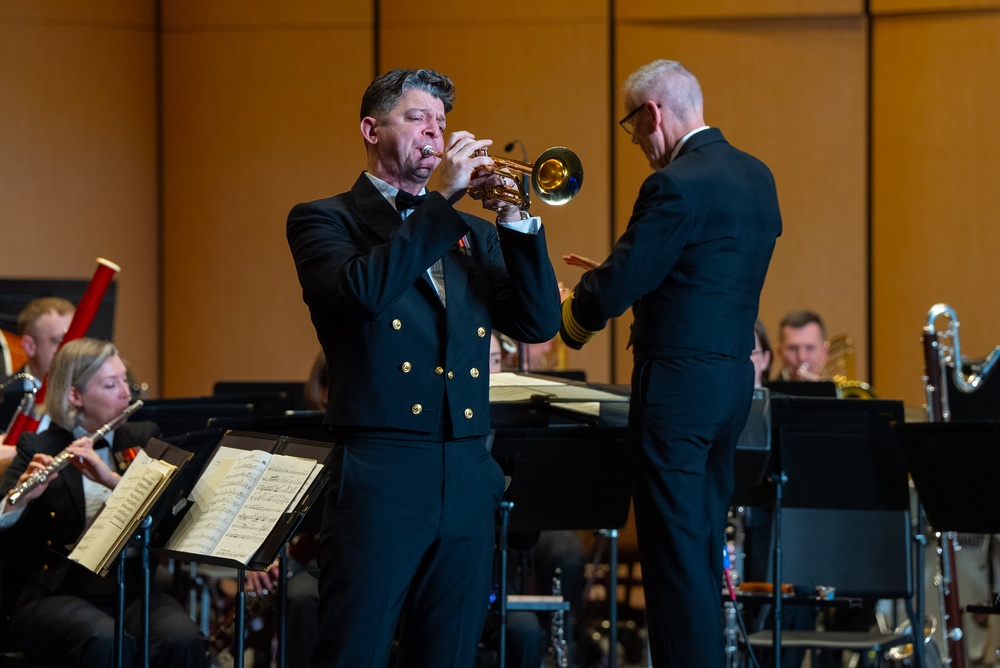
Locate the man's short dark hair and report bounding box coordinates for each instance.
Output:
[779,309,826,340]
[360,68,455,120]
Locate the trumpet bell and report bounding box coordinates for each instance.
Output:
[533,146,583,206]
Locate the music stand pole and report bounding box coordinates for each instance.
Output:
[770,471,787,663]
[235,568,246,668]
[499,500,513,668]
[115,549,125,668]
[140,515,152,668]
[277,545,288,668]
[911,504,928,668]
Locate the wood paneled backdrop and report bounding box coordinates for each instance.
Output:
[3,0,999,412]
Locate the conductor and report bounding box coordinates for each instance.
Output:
[560,60,782,667]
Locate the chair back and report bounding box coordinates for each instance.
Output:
[779,507,913,600]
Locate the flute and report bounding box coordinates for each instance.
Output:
[7,399,144,505]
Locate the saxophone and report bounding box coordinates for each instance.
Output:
[920,303,1000,668]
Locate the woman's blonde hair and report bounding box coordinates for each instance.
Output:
[44,338,118,430]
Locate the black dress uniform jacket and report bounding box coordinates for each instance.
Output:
[287,173,562,438]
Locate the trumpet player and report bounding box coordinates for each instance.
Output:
[0,338,206,668]
[286,67,560,667]
[776,309,830,382]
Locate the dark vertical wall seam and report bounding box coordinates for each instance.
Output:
[609,0,618,382]
[865,4,874,386]
[154,0,165,393]
[373,0,381,77]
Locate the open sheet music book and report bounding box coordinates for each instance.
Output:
[68,438,191,576]
[162,432,328,570]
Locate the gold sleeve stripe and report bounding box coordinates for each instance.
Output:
[562,292,597,345]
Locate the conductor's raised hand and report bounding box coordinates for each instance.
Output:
[563,254,600,271]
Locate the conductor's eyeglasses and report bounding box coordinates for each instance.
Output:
[619,102,660,136]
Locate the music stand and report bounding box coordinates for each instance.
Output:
[896,421,1000,534]
[757,396,909,663]
[135,400,254,439]
[490,425,631,668]
[733,387,773,508]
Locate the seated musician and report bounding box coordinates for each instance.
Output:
[0,297,75,469]
[776,309,830,382]
[0,338,207,667]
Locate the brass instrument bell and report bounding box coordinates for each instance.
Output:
[421,145,583,208]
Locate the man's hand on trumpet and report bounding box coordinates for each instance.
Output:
[470,169,526,222]
[432,131,494,203]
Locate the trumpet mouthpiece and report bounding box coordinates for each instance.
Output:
[421,146,439,158]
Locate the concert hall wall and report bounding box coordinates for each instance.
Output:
[2,0,999,410]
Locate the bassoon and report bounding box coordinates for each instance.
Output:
[920,303,1000,667]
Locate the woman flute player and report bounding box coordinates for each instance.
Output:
[0,338,206,668]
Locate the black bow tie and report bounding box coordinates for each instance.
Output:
[93,437,110,450]
[395,190,427,211]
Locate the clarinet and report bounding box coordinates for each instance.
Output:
[550,568,569,668]
[7,400,143,505]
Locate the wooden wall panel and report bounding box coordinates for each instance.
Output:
[380,5,614,382]
[0,1,152,23]
[161,2,369,26]
[872,10,1000,408]
[872,0,1000,14]
[615,19,869,385]
[0,6,159,392]
[618,0,862,20]
[160,16,373,396]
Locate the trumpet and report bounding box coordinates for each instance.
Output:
[421,145,583,208]
[8,399,144,505]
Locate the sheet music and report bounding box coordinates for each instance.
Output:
[210,455,319,564]
[289,462,323,511]
[69,450,176,573]
[166,448,270,556]
[489,372,564,387]
[489,372,628,408]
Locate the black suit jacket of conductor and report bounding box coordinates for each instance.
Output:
[571,128,782,359]
[0,421,161,603]
[287,173,562,439]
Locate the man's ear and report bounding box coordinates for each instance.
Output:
[360,116,378,146]
[21,334,37,359]
[648,100,664,127]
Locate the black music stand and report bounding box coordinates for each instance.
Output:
[153,431,333,668]
[489,425,631,668]
[896,421,1000,535]
[752,396,909,665]
[896,420,1000,651]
